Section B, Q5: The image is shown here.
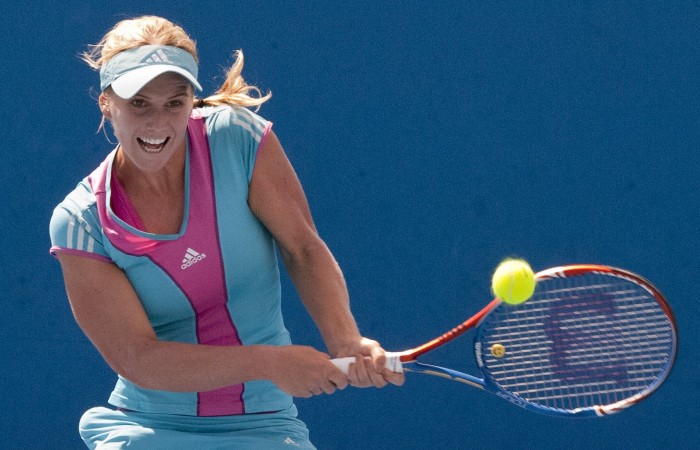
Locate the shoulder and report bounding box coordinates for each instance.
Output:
[49,178,104,253]
[194,105,271,144]
[192,106,273,181]
[51,179,98,225]
[50,151,114,234]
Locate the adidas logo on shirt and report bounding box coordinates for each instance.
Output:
[181,247,206,269]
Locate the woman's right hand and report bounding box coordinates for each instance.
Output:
[266,345,349,397]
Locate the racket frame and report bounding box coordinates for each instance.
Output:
[390,264,678,417]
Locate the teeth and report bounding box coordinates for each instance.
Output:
[140,137,166,145]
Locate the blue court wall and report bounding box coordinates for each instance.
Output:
[1,1,698,449]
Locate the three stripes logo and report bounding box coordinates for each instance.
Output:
[181,247,206,270]
[146,49,170,64]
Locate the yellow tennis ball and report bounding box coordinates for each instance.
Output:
[491,259,536,305]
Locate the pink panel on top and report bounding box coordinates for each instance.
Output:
[89,116,245,416]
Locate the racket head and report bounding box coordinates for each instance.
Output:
[474,264,677,417]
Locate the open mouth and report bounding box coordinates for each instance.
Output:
[137,137,170,153]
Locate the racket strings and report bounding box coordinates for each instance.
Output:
[478,273,674,412]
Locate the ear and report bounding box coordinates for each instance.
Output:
[99,92,112,119]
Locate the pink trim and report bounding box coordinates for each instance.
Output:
[49,246,114,264]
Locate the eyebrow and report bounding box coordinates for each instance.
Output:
[164,84,192,98]
[171,84,192,95]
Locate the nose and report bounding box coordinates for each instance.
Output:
[144,107,169,130]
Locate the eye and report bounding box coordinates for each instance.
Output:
[167,100,184,108]
[130,99,147,108]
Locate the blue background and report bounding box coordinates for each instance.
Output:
[1,1,697,449]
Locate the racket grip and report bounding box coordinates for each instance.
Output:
[331,352,404,374]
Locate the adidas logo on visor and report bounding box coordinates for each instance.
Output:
[181,247,206,269]
[146,49,170,64]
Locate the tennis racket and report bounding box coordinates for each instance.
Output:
[333,264,677,418]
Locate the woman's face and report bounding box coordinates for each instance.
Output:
[101,72,194,173]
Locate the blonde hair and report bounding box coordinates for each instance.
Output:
[81,16,270,110]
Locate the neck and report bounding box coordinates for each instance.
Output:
[113,144,186,196]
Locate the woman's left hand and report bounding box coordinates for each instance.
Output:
[339,337,405,388]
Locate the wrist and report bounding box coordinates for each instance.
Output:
[237,345,279,382]
[326,334,370,358]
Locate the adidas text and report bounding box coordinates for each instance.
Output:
[181,248,206,269]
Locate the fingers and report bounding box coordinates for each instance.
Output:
[302,358,350,397]
[373,349,405,386]
[328,365,349,391]
[279,344,404,397]
[347,355,388,388]
[294,357,404,396]
[274,346,353,398]
[383,367,405,386]
[345,352,406,388]
[293,378,340,398]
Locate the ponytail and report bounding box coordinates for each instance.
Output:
[195,50,271,110]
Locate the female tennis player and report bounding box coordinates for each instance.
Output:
[49,15,403,449]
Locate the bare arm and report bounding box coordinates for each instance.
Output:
[57,129,402,395]
[56,253,347,397]
[248,131,404,387]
